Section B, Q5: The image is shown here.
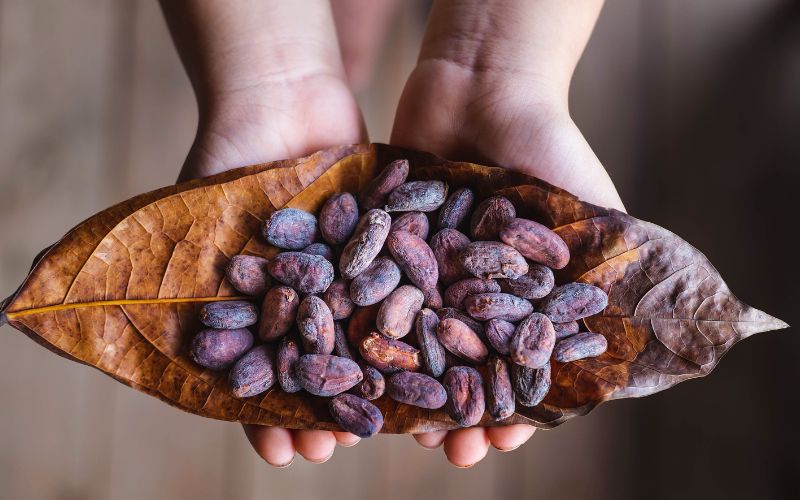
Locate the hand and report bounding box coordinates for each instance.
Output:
[390,0,624,467]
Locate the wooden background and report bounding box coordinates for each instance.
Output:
[0,1,797,499]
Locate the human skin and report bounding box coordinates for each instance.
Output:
[161,0,622,468]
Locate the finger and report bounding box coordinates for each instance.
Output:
[294,430,338,464]
[242,425,296,468]
[443,427,490,468]
[487,424,536,452]
[334,431,361,448]
[413,430,448,449]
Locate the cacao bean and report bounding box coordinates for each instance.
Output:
[485,356,515,420]
[329,393,384,438]
[262,208,318,250]
[229,345,275,398]
[443,366,485,427]
[430,229,471,286]
[276,335,302,393]
[376,285,424,339]
[385,180,448,212]
[295,354,363,396]
[436,307,485,335]
[347,303,380,347]
[319,192,359,244]
[340,209,392,279]
[499,217,570,269]
[301,242,334,262]
[552,332,608,363]
[390,211,429,240]
[267,252,334,294]
[539,283,609,323]
[225,255,271,296]
[512,362,550,407]
[190,328,253,370]
[333,321,353,359]
[259,286,299,341]
[323,279,355,320]
[296,295,335,355]
[421,286,443,309]
[437,187,474,230]
[444,278,501,309]
[463,292,533,322]
[485,319,515,355]
[497,264,555,300]
[460,241,529,280]
[553,320,580,340]
[415,308,446,377]
[349,256,401,306]
[386,371,447,409]
[436,318,489,364]
[386,231,438,290]
[350,363,386,400]
[358,333,420,373]
[510,312,555,368]
[470,196,516,240]
[199,300,258,329]
[359,159,409,211]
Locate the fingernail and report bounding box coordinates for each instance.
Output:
[308,452,335,464]
[271,458,294,469]
[338,440,360,448]
[454,462,475,469]
[493,444,521,452]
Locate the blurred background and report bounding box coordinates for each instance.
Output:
[0,1,797,499]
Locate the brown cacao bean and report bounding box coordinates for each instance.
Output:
[323,279,355,320]
[350,363,386,400]
[386,371,447,409]
[499,217,570,269]
[276,335,302,393]
[485,356,515,420]
[497,264,555,300]
[319,192,359,244]
[470,196,516,240]
[539,283,609,323]
[385,180,448,212]
[259,286,299,341]
[262,208,318,250]
[340,209,392,279]
[553,320,580,340]
[329,393,384,438]
[301,242,334,262]
[444,278,501,309]
[199,300,258,329]
[358,333,420,373]
[422,286,443,309]
[430,229,471,286]
[347,303,380,347]
[460,241,529,280]
[390,211,429,240]
[349,256,401,306]
[359,159,409,211]
[510,312,555,368]
[437,187,474,230]
[463,292,533,322]
[443,366,485,427]
[267,252,334,294]
[552,332,608,363]
[436,318,489,364]
[511,362,550,407]
[386,231,438,290]
[190,328,253,370]
[225,255,271,296]
[333,321,354,359]
[376,285,424,339]
[229,345,275,398]
[415,308,446,377]
[296,295,335,355]
[485,319,515,355]
[436,307,485,335]
[295,354,363,396]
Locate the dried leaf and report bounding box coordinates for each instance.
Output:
[0,144,787,433]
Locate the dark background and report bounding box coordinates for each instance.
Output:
[0,1,796,499]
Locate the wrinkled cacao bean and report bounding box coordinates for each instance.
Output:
[349,256,401,306]
[470,196,516,240]
[376,285,424,339]
[430,229,471,286]
[350,363,386,400]
[436,307,485,335]
[262,208,318,250]
[512,362,550,407]
[386,371,447,409]
[359,159,409,211]
[444,278,501,309]
[340,209,392,279]
[259,286,299,341]
[276,335,302,393]
[225,255,271,296]
[301,242,334,262]
[323,279,355,320]
[295,354,363,397]
[267,252,334,294]
[319,192,359,245]
[553,320,580,340]
[385,180,448,212]
[333,321,353,359]
[415,308,446,377]
[229,345,275,398]
[552,332,608,363]
[329,393,384,438]
[485,319,515,355]
[539,283,609,323]
[436,318,489,364]
[390,211,429,240]
[199,300,258,329]
[386,231,439,290]
[422,286,443,309]
[190,328,254,370]
[499,217,570,269]
[510,312,555,368]
[463,292,533,322]
[485,356,515,420]
[296,295,335,355]
[347,303,380,347]
[460,241,529,280]
[497,264,555,300]
[358,333,420,373]
[437,187,474,230]
[443,366,485,427]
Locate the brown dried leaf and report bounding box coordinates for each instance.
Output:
[0,144,787,433]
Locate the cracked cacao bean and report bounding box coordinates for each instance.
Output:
[443,366,485,427]
[485,356,515,420]
[262,208,318,250]
[358,333,420,373]
[470,196,516,240]
[340,209,392,279]
[350,363,385,400]
[190,328,253,370]
[376,285,424,339]
[430,229,471,286]
[436,317,489,364]
[359,159,409,211]
[510,312,555,368]
[385,180,448,212]
[323,279,355,320]
[390,211,429,240]
[499,217,570,269]
[512,362,550,407]
[295,354,363,396]
[229,345,275,398]
[349,256,401,306]
[444,278,501,309]
[415,308,446,377]
[259,286,299,341]
[437,187,474,230]
[554,320,580,340]
[319,192,359,245]
[296,295,335,355]
[225,255,271,296]
[552,332,608,363]
[460,241,529,280]
[386,230,439,290]
[463,292,533,322]
[301,242,334,262]
[539,283,609,323]
[267,252,334,294]
[485,319,515,355]
[276,335,302,393]
[498,264,555,300]
[333,321,354,359]
[329,393,384,438]
[386,371,447,409]
[199,300,258,329]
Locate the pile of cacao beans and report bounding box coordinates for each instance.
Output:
[190,159,609,438]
